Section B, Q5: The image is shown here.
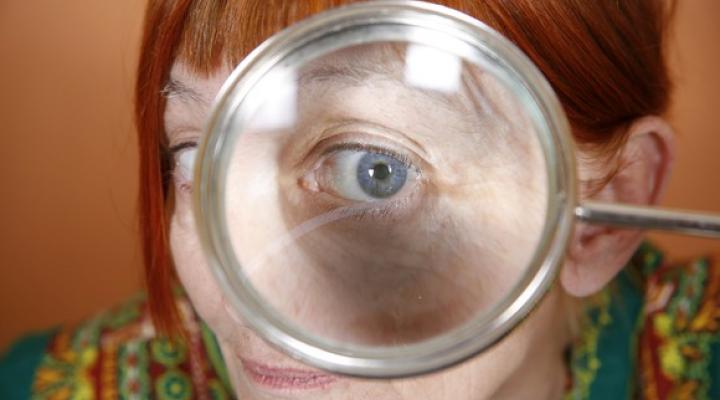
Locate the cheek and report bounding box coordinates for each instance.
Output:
[170,191,243,342]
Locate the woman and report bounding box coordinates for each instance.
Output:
[1,0,718,399]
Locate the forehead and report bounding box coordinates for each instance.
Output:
[166,45,473,111]
[163,46,530,144]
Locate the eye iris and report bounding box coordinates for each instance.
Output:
[356,152,407,198]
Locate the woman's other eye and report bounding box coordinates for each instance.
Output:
[171,142,197,189]
[307,147,421,203]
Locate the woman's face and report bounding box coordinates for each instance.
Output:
[167,43,571,399]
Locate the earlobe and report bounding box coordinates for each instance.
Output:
[560,116,675,297]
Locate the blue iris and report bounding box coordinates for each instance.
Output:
[356,152,408,198]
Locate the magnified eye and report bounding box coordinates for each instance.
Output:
[311,147,420,202]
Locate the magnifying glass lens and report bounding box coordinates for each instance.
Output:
[221,40,549,346]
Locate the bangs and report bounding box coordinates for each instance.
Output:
[176,0,363,75]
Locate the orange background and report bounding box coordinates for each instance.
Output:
[1,1,719,350]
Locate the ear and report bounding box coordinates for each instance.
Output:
[560,116,675,297]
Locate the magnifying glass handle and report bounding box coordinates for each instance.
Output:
[575,201,720,239]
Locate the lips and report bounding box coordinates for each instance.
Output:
[241,359,337,391]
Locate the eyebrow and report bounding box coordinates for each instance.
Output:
[162,78,207,105]
[300,64,461,108]
[161,65,492,119]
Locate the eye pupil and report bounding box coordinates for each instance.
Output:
[370,162,391,180]
[356,153,408,199]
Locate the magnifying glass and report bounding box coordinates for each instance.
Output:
[193,1,720,378]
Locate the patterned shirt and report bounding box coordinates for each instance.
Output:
[1,243,718,399]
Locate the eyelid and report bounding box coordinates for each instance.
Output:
[301,131,432,177]
[291,118,432,164]
[320,142,414,168]
[169,140,198,154]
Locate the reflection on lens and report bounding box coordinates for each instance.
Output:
[222,41,548,347]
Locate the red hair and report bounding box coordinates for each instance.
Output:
[135,0,673,334]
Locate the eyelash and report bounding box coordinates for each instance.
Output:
[319,142,414,167]
[169,141,197,156]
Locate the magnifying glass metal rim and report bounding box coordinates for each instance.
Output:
[194,0,577,378]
